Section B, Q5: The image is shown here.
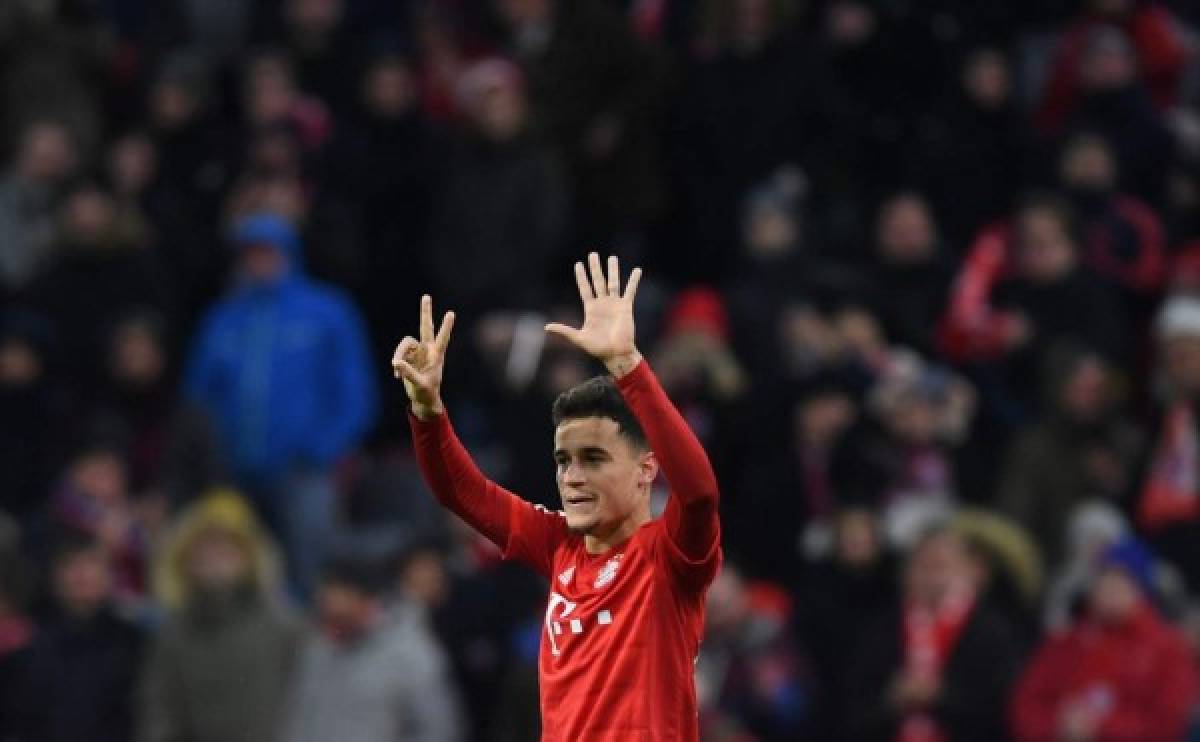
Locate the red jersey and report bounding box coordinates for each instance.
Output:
[411,360,722,741]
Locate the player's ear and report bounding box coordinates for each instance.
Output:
[637,451,658,487]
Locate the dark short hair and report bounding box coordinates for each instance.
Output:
[552,375,647,450]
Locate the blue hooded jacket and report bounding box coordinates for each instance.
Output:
[185,214,377,485]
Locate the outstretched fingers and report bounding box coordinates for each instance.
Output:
[588,251,606,297]
[435,310,456,353]
[624,266,642,303]
[574,261,593,303]
[607,255,620,296]
[544,322,584,347]
[420,295,434,344]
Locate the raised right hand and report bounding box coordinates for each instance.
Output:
[392,295,456,420]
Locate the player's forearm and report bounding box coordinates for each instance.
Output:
[614,358,719,506]
[409,411,511,547]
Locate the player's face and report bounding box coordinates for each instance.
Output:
[554,417,650,536]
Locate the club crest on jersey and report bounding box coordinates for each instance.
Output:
[557,566,575,587]
[594,555,622,588]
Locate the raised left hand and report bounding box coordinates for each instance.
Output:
[545,252,643,377]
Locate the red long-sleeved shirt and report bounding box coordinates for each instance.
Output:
[410,359,722,741]
[1011,605,1198,742]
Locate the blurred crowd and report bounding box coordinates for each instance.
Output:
[3,0,1200,740]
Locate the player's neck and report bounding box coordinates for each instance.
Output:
[584,510,651,555]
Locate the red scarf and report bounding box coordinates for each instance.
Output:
[897,588,975,742]
[1138,403,1200,529]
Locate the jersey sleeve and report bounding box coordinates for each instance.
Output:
[409,412,567,578]
[615,360,722,591]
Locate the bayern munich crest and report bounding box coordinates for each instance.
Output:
[594,555,622,588]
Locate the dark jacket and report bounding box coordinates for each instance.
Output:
[918,99,1031,248]
[426,135,569,316]
[845,603,1023,742]
[996,270,1132,380]
[26,245,176,398]
[509,0,665,234]
[796,556,899,741]
[7,609,144,742]
[999,416,1142,568]
[867,253,956,357]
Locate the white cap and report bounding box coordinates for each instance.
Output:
[1156,296,1200,340]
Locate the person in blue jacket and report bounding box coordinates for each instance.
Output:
[185,212,376,601]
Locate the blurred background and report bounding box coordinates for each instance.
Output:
[2,0,1200,740]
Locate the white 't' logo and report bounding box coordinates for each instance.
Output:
[543,592,614,656]
[544,592,576,656]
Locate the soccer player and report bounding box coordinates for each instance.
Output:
[392,253,722,740]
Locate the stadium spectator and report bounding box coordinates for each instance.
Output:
[845,526,1023,742]
[426,58,569,316]
[143,53,232,224]
[864,192,955,359]
[0,310,66,520]
[6,535,144,742]
[184,212,376,600]
[240,50,332,153]
[939,193,1130,419]
[651,286,748,452]
[796,504,898,739]
[326,49,443,363]
[1137,295,1200,589]
[918,47,1030,247]
[25,180,176,394]
[697,562,811,740]
[0,120,78,297]
[405,527,547,740]
[727,169,862,391]
[729,374,862,582]
[1012,537,1198,742]
[1042,501,1130,632]
[998,346,1142,568]
[674,0,813,274]
[1056,131,1166,297]
[493,0,666,241]
[105,130,218,333]
[279,553,463,742]
[275,0,357,118]
[138,491,301,742]
[850,350,976,546]
[49,439,151,609]
[1051,24,1174,203]
[947,510,1045,644]
[89,310,224,508]
[1036,0,1191,133]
